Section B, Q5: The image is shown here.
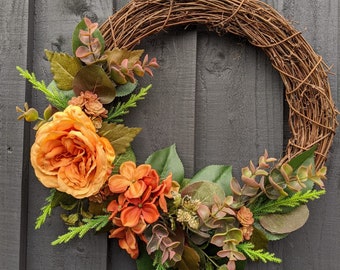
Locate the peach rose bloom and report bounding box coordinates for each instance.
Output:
[30,105,115,199]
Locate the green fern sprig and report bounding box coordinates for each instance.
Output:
[237,242,282,263]
[107,84,152,122]
[51,215,110,245]
[16,66,70,110]
[252,189,325,217]
[35,189,56,229]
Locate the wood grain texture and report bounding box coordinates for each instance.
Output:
[0,1,29,269]
[109,2,197,269]
[247,0,340,269]
[1,0,339,269]
[25,1,113,269]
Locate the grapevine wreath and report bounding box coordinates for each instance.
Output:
[16,0,338,270]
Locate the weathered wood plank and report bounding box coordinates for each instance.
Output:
[0,1,29,269]
[248,0,340,269]
[108,2,198,269]
[25,1,113,269]
[195,32,283,177]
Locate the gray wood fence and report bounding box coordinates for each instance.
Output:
[1,0,339,269]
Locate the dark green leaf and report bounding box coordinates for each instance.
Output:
[253,222,288,241]
[288,145,317,171]
[72,18,105,55]
[116,81,138,97]
[250,227,269,250]
[136,245,156,270]
[73,65,116,104]
[145,144,184,184]
[191,165,233,196]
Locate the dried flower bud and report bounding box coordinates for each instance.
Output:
[236,206,254,227]
[16,103,39,122]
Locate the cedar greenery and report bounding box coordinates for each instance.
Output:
[251,190,326,218]
[106,84,151,122]
[51,215,109,245]
[35,189,56,229]
[16,66,70,110]
[237,242,282,263]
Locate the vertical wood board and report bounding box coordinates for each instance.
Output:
[0,1,29,269]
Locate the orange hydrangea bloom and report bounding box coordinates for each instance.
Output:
[120,187,160,227]
[108,161,150,199]
[109,217,146,259]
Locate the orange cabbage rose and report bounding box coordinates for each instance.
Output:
[30,105,115,199]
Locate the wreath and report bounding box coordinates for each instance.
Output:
[16,1,338,270]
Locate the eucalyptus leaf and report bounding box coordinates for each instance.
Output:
[253,222,288,241]
[116,81,138,97]
[191,165,233,196]
[72,18,105,55]
[145,144,184,184]
[45,50,82,90]
[259,205,309,234]
[73,65,116,104]
[181,181,225,207]
[105,48,144,68]
[98,122,141,155]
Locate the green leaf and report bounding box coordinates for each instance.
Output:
[47,80,75,100]
[253,222,288,241]
[181,181,225,207]
[98,122,141,155]
[145,144,184,184]
[45,50,82,90]
[288,145,317,171]
[73,65,116,104]
[112,147,137,174]
[136,245,156,270]
[116,81,138,97]
[60,213,79,226]
[250,227,269,250]
[259,205,309,234]
[72,18,105,55]
[175,246,200,270]
[191,165,233,196]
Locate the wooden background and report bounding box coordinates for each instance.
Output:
[1,0,339,269]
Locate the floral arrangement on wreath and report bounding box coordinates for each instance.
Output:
[17,18,328,270]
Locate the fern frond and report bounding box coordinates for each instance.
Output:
[16,66,70,110]
[107,85,151,122]
[35,189,56,229]
[51,215,110,245]
[252,189,325,217]
[237,242,282,263]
